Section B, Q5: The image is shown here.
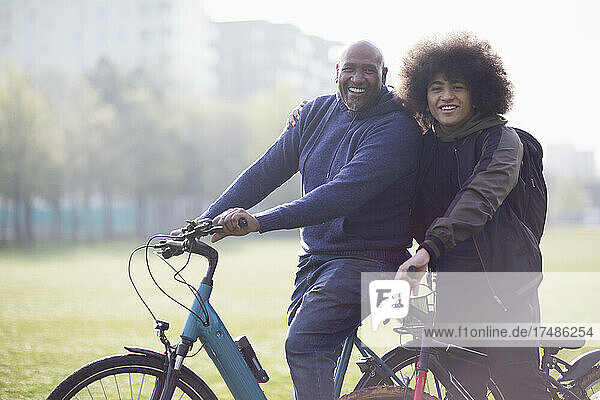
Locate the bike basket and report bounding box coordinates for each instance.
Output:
[393,284,435,335]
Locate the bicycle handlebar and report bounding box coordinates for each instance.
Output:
[155,217,247,258]
[153,217,248,286]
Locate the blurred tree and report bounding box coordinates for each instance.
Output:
[34,69,75,239]
[85,60,128,240]
[239,83,305,210]
[88,58,123,107]
[164,96,249,217]
[0,65,55,244]
[0,61,321,243]
[62,78,118,240]
[241,83,305,162]
[119,77,180,236]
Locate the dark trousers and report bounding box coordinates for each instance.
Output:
[436,280,550,400]
[440,346,547,399]
[284,254,397,400]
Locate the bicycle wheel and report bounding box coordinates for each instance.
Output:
[571,365,600,399]
[47,353,217,400]
[349,347,504,400]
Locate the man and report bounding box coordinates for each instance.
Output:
[184,41,421,399]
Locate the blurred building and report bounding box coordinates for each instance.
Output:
[214,20,342,98]
[0,0,216,94]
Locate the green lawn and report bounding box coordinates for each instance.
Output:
[1,226,599,399]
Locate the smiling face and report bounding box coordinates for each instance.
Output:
[427,73,476,133]
[336,42,387,111]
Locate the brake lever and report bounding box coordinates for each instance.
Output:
[153,238,186,259]
[205,225,224,235]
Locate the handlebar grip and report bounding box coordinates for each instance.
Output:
[407,265,418,279]
[159,239,185,259]
[238,217,248,228]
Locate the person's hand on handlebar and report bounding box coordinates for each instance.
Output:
[395,248,430,295]
[211,208,260,243]
[170,227,184,237]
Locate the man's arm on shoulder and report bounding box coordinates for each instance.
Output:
[255,112,422,232]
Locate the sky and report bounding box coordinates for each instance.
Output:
[204,0,600,170]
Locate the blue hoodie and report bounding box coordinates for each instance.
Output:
[201,87,422,265]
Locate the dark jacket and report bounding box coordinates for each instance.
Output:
[201,87,422,265]
[411,124,542,309]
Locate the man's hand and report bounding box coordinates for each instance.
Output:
[285,100,308,129]
[170,227,184,237]
[211,208,260,243]
[395,248,430,295]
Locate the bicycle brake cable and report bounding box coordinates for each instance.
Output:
[128,235,211,327]
[143,234,210,326]
[128,244,159,321]
[152,245,211,326]
[186,342,205,358]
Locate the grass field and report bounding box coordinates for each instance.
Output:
[1,226,599,400]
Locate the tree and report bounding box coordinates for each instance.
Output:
[239,84,305,209]
[60,78,118,240]
[0,65,55,244]
[118,80,180,236]
[85,60,127,240]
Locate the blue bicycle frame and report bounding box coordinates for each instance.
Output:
[176,279,406,400]
[150,228,405,400]
[180,281,268,400]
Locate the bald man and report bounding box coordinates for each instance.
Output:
[182,41,422,399]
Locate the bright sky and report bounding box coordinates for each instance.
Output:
[205,0,600,171]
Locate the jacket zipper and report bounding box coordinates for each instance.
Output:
[473,237,507,311]
[454,143,507,312]
[454,147,460,186]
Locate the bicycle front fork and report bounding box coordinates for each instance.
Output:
[156,339,192,400]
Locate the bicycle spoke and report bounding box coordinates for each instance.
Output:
[114,374,122,400]
[129,373,133,400]
[137,374,145,400]
[48,354,212,400]
[99,378,107,400]
[86,385,94,399]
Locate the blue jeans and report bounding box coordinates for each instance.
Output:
[284,254,398,400]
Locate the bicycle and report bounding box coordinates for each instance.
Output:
[46,219,600,400]
[341,271,600,400]
[46,219,417,400]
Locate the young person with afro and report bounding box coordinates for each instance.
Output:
[396,33,549,399]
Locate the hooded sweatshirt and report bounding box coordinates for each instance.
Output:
[200,87,422,265]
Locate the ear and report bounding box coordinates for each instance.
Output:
[335,63,340,83]
[382,67,388,86]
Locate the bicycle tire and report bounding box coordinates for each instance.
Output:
[47,353,218,400]
[571,364,600,399]
[340,384,437,400]
[351,346,505,400]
